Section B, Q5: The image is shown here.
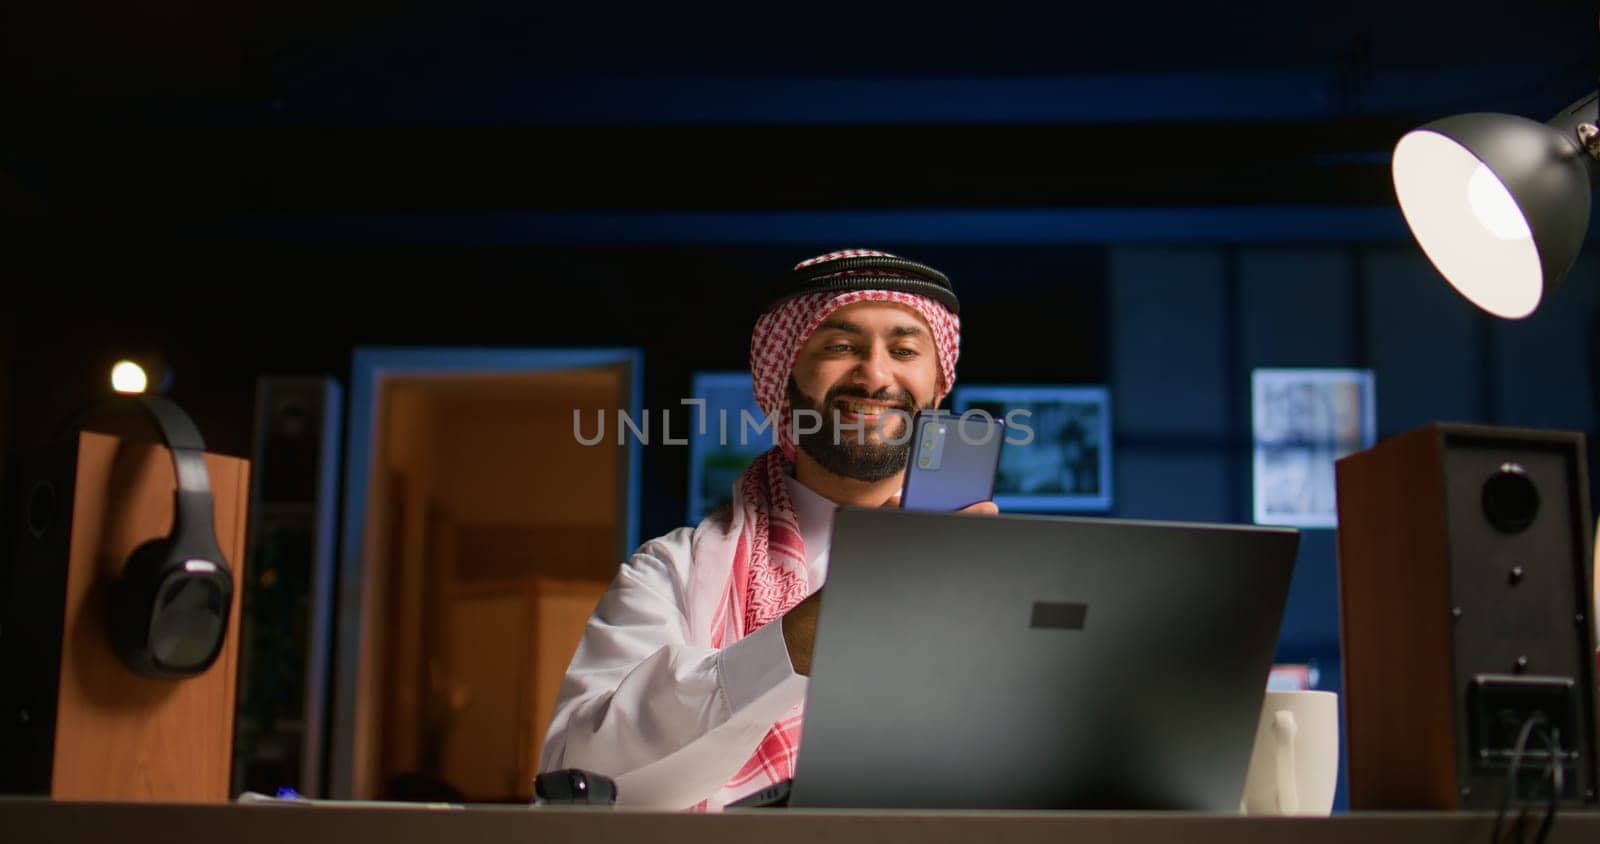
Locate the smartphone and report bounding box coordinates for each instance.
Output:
[899,409,1004,511]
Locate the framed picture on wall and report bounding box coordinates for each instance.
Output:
[951,385,1112,512]
[686,371,772,525]
[1251,368,1377,529]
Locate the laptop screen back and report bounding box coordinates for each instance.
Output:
[786,508,1299,811]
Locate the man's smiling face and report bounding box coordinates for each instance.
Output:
[786,301,943,482]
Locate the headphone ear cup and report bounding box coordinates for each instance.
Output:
[109,538,175,675]
[151,560,232,677]
[109,538,233,679]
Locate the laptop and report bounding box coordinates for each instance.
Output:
[730,507,1299,811]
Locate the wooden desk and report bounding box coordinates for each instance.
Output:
[5,799,1600,844]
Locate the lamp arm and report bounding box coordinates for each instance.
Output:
[1548,90,1600,175]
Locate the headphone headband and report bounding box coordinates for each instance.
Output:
[65,393,220,561]
[135,395,211,496]
[63,394,211,493]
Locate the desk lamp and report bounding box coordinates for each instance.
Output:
[1392,91,1600,318]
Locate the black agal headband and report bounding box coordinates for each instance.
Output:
[766,250,960,316]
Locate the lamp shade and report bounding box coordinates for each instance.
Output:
[1392,111,1596,318]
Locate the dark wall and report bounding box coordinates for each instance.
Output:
[7,0,1600,815]
[4,227,1106,544]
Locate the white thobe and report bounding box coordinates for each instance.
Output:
[538,473,838,810]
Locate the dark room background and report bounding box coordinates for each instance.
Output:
[5,0,1600,811]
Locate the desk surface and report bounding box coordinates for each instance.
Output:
[5,799,1600,844]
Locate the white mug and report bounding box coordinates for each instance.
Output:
[1240,690,1339,816]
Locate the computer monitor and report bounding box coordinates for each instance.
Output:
[952,384,1112,512]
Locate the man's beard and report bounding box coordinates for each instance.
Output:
[786,379,931,483]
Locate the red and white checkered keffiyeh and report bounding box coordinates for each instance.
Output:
[685,250,960,808]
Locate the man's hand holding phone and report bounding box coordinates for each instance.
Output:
[897,409,1006,512]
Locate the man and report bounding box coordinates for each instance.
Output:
[538,249,995,810]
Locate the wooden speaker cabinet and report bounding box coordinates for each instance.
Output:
[0,431,249,801]
[1335,422,1600,809]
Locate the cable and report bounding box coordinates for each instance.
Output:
[1532,725,1563,844]
[1493,712,1545,844]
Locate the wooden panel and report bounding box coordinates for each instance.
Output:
[51,431,250,802]
[1334,424,1457,809]
[440,589,532,801]
[379,470,420,791]
[453,523,615,584]
[532,577,608,772]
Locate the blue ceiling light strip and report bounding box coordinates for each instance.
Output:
[270,67,1586,126]
[207,207,1421,244]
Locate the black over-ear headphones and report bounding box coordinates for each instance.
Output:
[98,395,235,679]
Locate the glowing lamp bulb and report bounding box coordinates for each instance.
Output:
[1466,164,1533,241]
[111,360,149,394]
